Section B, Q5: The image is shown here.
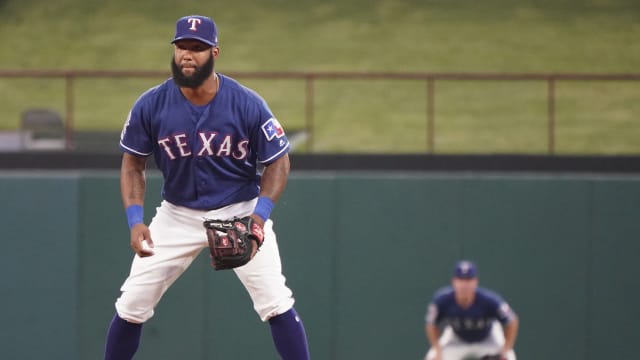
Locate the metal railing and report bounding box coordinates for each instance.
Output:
[1,70,639,153]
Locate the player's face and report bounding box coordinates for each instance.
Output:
[452,277,478,299]
[171,40,217,88]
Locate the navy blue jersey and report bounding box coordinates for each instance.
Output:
[425,286,516,343]
[119,74,290,209]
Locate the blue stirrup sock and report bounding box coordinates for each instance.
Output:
[105,309,308,359]
[268,307,311,360]
[104,313,143,360]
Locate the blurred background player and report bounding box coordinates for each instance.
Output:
[424,260,519,360]
[103,14,310,360]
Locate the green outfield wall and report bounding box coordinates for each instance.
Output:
[1,171,638,360]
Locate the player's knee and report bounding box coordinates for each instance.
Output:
[259,298,295,322]
[115,295,155,323]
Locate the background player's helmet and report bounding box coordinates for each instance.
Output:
[171,15,218,46]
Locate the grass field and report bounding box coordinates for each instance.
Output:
[0,0,638,154]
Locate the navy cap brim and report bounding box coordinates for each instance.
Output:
[454,274,477,279]
[171,36,216,46]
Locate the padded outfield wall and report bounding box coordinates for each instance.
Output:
[1,170,638,360]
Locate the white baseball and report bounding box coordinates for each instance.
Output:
[141,240,154,253]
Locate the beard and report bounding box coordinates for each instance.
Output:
[171,53,214,88]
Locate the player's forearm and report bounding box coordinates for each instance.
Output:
[426,324,441,349]
[502,317,519,351]
[259,154,290,203]
[120,153,147,207]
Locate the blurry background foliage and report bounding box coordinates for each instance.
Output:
[0,0,638,154]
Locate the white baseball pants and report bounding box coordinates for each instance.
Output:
[424,322,516,360]
[114,199,295,323]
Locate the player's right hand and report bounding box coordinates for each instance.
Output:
[130,223,154,257]
[425,347,442,360]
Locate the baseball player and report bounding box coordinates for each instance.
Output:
[103,15,310,360]
[424,261,519,360]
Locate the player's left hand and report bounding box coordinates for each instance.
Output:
[248,214,265,258]
[203,215,265,270]
[480,354,504,360]
[500,347,512,360]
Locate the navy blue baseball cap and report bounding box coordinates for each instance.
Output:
[171,15,218,46]
[453,260,477,279]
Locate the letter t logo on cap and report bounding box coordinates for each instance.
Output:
[188,18,202,31]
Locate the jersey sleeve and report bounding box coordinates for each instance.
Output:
[495,300,517,324]
[119,94,154,156]
[425,303,439,325]
[425,287,449,325]
[249,97,290,164]
[483,288,517,325]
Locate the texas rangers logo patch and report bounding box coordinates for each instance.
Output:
[261,118,285,141]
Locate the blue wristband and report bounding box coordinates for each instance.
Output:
[253,196,274,221]
[125,204,144,229]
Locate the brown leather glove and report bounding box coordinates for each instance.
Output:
[203,216,264,270]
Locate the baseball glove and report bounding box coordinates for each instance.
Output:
[481,355,505,360]
[203,216,265,270]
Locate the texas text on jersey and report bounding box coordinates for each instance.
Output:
[120,74,290,210]
[426,286,516,343]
